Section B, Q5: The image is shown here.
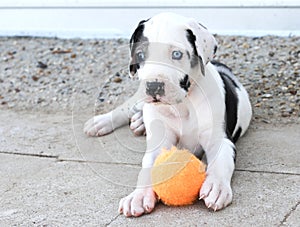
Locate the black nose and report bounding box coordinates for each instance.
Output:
[146,80,165,99]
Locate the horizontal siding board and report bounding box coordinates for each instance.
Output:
[0,1,299,38]
[0,0,300,8]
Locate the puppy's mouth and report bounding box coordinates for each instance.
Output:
[145,95,163,103]
[153,97,160,103]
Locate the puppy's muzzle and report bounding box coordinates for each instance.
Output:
[146,80,165,100]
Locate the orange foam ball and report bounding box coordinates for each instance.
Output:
[151,146,206,206]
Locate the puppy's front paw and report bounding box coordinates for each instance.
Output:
[199,175,233,211]
[118,188,157,217]
[83,113,113,137]
[130,111,145,136]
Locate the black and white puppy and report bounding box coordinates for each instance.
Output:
[84,13,252,217]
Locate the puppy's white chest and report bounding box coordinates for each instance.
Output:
[143,102,201,151]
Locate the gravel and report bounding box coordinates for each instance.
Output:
[0,35,299,124]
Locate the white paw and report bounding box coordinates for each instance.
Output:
[118,188,157,217]
[199,174,233,211]
[130,111,145,136]
[83,113,113,137]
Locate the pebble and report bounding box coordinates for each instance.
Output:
[113,77,122,83]
[0,36,299,124]
[37,61,48,69]
[268,51,275,57]
[261,94,272,98]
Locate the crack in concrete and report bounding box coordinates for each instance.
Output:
[0,150,59,159]
[105,214,121,226]
[0,150,140,167]
[235,168,300,176]
[1,151,299,176]
[2,149,299,226]
[56,158,141,167]
[3,182,17,193]
[278,200,300,226]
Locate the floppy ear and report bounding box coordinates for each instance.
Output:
[186,19,218,65]
[128,19,149,77]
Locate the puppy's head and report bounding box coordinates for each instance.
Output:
[129,13,217,104]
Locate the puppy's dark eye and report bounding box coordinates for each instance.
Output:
[136,51,145,62]
[172,50,183,60]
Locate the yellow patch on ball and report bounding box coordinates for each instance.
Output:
[151,146,206,206]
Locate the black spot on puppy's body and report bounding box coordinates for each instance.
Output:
[211,60,239,88]
[211,60,242,142]
[180,74,191,92]
[211,60,232,72]
[219,71,239,141]
[232,127,242,143]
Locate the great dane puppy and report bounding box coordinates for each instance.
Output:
[84,13,252,217]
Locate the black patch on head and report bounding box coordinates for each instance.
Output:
[219,71,239,142]
[129,19,149,47]
[186,51,191,59]
[179,74,191,92]
[129,19,149,76]
[198,55,205,77]
[186,29,205,76]
[186,29,198,63]
[129,64,140,74]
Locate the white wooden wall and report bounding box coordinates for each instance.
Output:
[0,0,299,38]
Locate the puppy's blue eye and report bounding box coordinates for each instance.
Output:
[172,50,183,60]
[136,51,145,62]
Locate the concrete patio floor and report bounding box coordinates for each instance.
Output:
[0,110,299,226]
